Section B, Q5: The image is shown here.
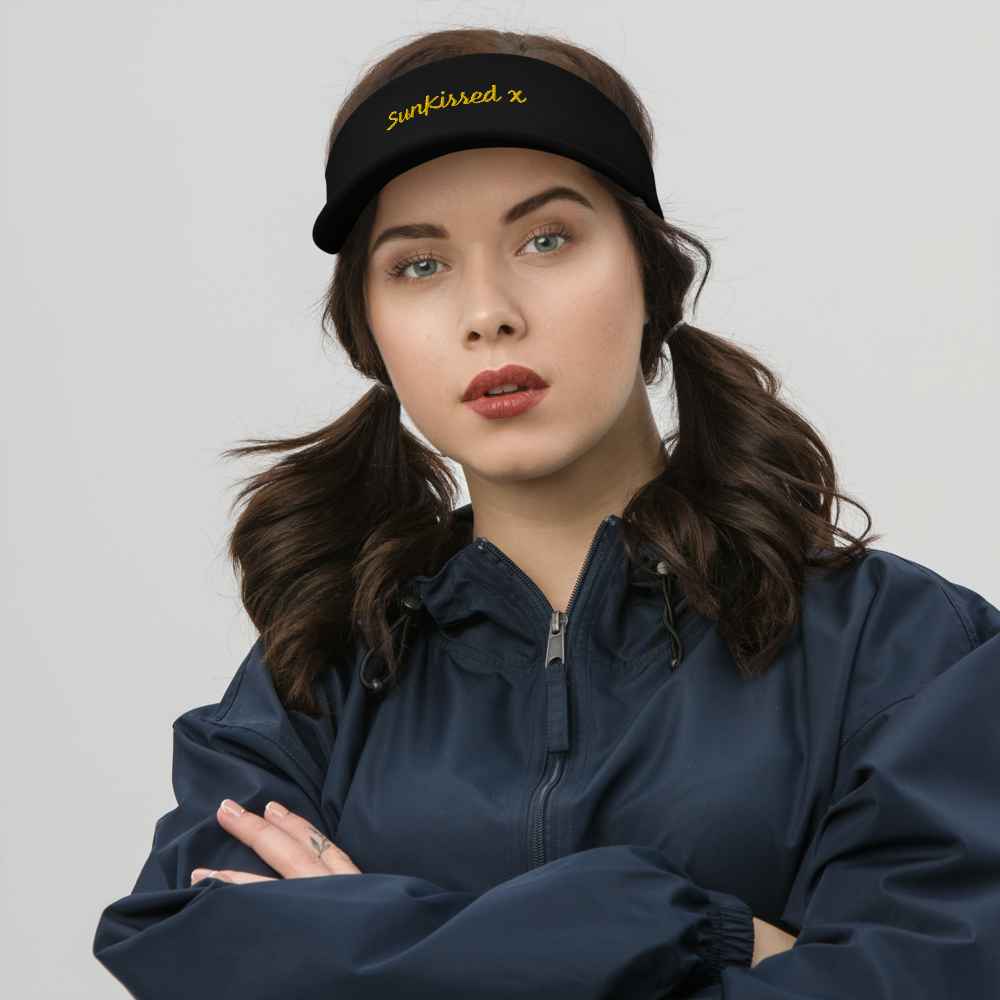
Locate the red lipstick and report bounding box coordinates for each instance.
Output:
[461,364,549,420]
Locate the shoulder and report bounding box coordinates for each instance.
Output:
[175,640,285,731]
[171,640,350,790]
[798,549,999,747]
[178,640,354,728]
[803,548,999,652]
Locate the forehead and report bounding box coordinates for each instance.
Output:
[373,147,602,224]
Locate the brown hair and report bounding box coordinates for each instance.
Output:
[227,29,873,714]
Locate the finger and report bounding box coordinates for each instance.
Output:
[216,799,329,879]
[190,869,233,884]
[222,870,277,885]
[190,868,277,886]
[263,801,361,875]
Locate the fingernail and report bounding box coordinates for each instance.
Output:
[191,868,211,884]
[265,801,288,818]
[219,799,245,817]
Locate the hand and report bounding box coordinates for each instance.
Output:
[191,799,361,886]
[751,917,797,967]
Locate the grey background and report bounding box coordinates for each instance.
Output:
[1,1,997,997]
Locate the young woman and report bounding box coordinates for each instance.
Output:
[94,29,1000,1000]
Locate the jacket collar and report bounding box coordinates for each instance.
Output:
[413,505,672,640]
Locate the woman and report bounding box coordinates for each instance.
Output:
[94,29,999,999]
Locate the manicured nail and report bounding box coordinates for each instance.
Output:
[219,799,245,817]
[265,801,288,818]
[191,868,211,884]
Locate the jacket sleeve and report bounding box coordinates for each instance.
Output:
[692,631,1000,1000]
[94,646,754,1000]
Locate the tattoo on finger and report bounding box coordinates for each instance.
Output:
[308,826,334,859]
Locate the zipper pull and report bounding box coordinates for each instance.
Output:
[544,610,569,753]
[546,610,567,666]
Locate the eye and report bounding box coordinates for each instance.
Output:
[521,233,566,255]
[399,258,441,278]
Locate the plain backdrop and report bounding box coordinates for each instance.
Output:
[1,1,997,997]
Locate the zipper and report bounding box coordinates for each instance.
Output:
[474,516,615,619]
[564,517,614,617]
[530,609,569,868]
[474,518,616,869]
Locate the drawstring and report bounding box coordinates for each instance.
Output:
[656,562,684,670]
[358,595,423,696]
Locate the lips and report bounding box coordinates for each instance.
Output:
[461,364,548,401]
[461,364,550,420]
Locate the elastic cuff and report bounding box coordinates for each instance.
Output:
[704,891,755,984]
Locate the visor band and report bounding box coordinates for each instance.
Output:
[312,53,663,254]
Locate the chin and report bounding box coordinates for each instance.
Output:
[463,461,554,483]
[452,437,592,484]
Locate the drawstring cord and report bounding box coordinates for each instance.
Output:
[358,595,423,696]
[656,562,684,670]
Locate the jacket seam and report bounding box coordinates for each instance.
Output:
[606,617,713,672]
[902,557,981,652]
[431,635,544,675]
[837,554,980,749]
[474,553,551,631]
[214,661,250,722]
[833,559,887,749]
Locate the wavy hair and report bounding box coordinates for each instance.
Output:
[227,28,873,714]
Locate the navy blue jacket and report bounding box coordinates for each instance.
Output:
[95,510,1000,998]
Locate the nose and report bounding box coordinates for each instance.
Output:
[458,260,526,347]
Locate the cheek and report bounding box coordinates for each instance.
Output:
[540,250,646,409]
[367,289,459,433]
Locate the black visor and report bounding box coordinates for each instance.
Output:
[312,53,663,254]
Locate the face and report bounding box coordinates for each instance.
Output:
[365,147,649,483]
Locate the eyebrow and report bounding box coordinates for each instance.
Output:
[500,186,595,224]
[370,222,448,255]
[369,186,595,255]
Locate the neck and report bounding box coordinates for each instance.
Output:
[464,375,664,612]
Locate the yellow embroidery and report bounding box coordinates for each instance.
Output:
[385,84,523,130]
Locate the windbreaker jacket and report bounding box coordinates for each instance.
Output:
[95,510,1000,999]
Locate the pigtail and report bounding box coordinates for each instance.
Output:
[226,384,457,714]
[622,318,873,672]
[593,180,874,673]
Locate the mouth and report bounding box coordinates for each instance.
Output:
[461,364,550,420]
[461,364,548,401]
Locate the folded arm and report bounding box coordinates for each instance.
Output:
[690,635,1000,999]
[96,680,754,1000]
[98,838,753,1000]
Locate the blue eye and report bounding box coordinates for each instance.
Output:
[402,259,440,278]
[523,233,565,254]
